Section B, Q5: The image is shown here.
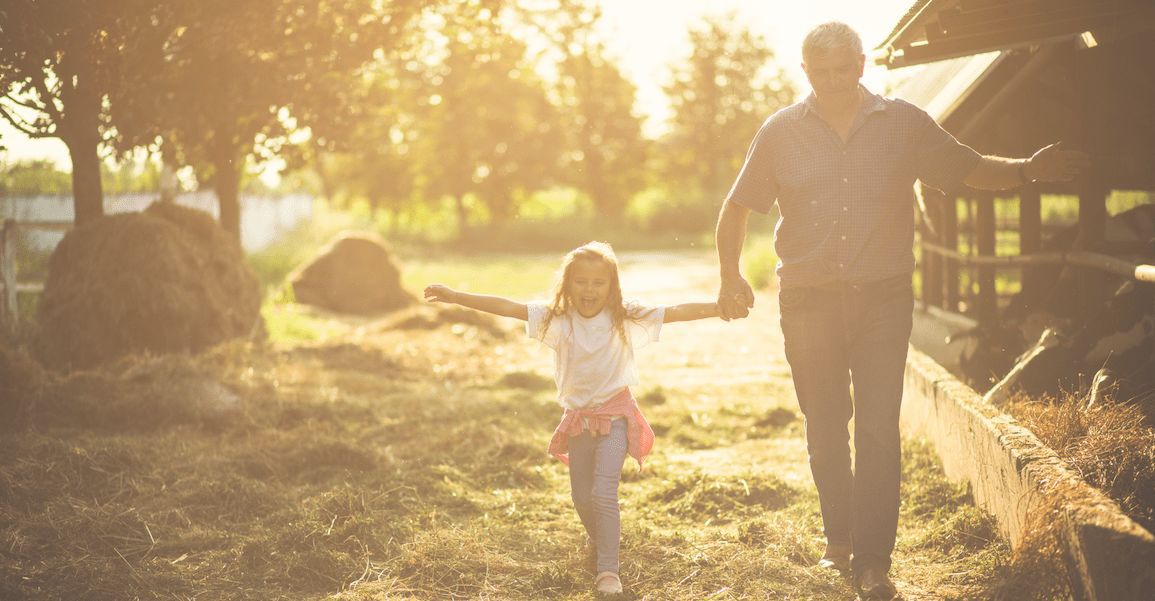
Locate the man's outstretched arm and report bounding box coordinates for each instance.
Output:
[964,141,1091,190]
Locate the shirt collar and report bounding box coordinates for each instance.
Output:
[799,84,887,119]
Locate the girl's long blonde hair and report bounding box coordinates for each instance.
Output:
[542,241,653,343]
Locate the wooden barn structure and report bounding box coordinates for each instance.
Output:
[877,3,1155,600]
[877,0,1155,331]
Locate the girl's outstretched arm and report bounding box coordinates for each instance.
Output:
[663,302,719,323]
[424,284,529,320]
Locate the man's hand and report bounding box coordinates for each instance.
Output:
[1025,141,1091,183]
[423,284,457,304]
[717,275,755,321]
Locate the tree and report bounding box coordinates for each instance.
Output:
[110,0,423,241]
[661,13,796,199]
[0,0,154,225]
[535,0,647,223]
[410,1,562,235]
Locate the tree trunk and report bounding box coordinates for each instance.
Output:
[159,144,179,203]
[65,134,104,226]
[59,72,105,226]
[312,140,335,205]
[212,152,242,245]
[455,194,469,239]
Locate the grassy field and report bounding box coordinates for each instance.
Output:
[2,249,1040,600]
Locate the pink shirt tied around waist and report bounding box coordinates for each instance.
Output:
[548,388,655,469]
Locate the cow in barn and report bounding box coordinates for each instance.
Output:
[959,202,1155,422]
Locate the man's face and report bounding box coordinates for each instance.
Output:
[802,46,865,99]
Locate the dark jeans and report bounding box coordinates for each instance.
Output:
[778,275,913,572]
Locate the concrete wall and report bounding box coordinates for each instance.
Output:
[902,348,1155,601]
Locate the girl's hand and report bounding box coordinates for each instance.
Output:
[424,284,458,304]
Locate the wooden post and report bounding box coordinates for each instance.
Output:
[0,219,16,329]
[921,183,945,308]
[1078,181,1109,314]
[943,196,960,312]
[976,193,998,323]
[1019,186,1043,307]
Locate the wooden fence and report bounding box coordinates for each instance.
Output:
[0,219,72,328]
[916,183,1155,323]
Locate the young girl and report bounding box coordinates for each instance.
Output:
[424,241,717,595]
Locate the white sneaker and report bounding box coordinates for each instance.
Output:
[595,571,623,594]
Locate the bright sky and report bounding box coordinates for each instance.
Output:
[0,0,914,169]
[593,0,914,136]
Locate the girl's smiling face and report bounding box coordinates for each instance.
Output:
[566,258,613,317]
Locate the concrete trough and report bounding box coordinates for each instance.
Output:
[902,347,1155,601]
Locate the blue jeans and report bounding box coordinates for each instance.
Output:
[778,275,913,573]
[568,418,628,574]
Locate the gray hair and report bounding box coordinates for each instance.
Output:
[802,22,863,60]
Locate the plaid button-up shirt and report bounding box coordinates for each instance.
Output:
[726,86,981,289]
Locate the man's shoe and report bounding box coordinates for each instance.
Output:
[816,542,851,571]
[594,571,623,595]
[854,566,898,600]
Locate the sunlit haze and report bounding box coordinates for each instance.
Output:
[592,0,913,136]
[1,0,914,168]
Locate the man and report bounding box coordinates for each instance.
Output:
[714,22,1089,600]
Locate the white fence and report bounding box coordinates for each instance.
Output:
[1,191,314,253]
[0,192,314,327]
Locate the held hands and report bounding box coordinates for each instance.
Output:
[717,275,755,321]
[1025,142,1092,183]
[423,284,458,304]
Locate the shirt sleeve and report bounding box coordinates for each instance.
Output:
[724,118,780,214]
[911,106,982,194]
[624,301,664,351]
[526,303,562,349]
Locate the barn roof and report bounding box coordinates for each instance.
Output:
[875,0,1155,68]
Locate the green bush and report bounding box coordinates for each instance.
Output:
[742,234,778,290]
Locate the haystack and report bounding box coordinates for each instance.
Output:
[37,202,261,370]
[288,231,413,314]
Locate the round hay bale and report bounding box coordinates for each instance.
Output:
[288,231,413,315]
[37,202,261,370]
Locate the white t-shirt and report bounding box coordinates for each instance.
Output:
[526,300,665,410]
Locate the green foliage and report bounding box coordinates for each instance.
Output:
[412,2,563,232]
[659,12,797,200]
[742,233,778,290]
[628,184,722,234]
[544,1,649,222]
[101,155,163,194]
[0,160,72,195]
[246,203,372,294]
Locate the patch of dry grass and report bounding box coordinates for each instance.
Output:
[1,254,1025,600]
